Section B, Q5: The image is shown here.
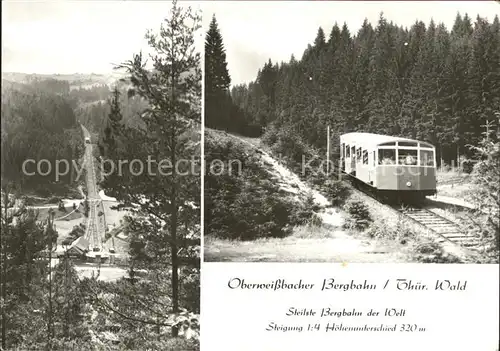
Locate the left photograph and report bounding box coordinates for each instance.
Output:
[1,1,201,350]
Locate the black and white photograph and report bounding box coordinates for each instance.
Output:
[203,1,500,264]
[1,1,201,349]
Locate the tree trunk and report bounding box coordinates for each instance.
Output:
[64,254,70,338]
[1,191,8,350]
[47,212,53,347]
[170,69,180,338]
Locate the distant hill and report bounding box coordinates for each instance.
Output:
[1,71,128,90]
[1,69,194,89]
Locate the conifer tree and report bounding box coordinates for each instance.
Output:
[205,14,231,129]
[468,113,500,251]
[98,86,123,158]
[100,0,201,337]
[314,27,326,49]
[1,190,53,348]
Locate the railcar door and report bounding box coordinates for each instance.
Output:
[340,143,345,172]
[368,150,375,185]
[350,146,356,175]
[344,143,351,173]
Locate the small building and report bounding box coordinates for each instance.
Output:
[66,236,90,258]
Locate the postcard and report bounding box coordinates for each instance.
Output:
[1,1,498,350]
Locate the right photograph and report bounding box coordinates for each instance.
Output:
[203,1,500,264]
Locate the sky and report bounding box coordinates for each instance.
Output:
[2,0,203,75]
[203,1,500,86]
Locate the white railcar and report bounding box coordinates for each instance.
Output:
[340,132,437,198]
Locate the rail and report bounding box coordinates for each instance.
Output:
[333,165,482,252]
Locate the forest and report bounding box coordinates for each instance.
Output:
[1,80,84,196]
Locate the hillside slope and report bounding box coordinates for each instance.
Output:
[204,129,412,263]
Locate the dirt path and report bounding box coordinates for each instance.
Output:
[205,232,408,263]
[205,133,411,263]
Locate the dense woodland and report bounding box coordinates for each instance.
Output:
[209,13,500,166]
[75,82,148,133]
[1,1,201,349]
[1,81,85,196]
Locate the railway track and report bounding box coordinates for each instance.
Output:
[337,169,481,251]
[83,200,101,250]
[82,130,106,252]
[396,206,480,248]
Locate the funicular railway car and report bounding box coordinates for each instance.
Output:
[340,133,437,201]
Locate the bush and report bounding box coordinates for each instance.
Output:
[58,201,66,212]
[83,199,89,217]
[309,171,327,187]
[263,125,321,176]
[62,238,72,246]
[68,224,85,241]
[366,219,417,245]
[308,213,323,227]
[412,241,462,263]
[467,137,500,252]
[105,231,112,241]
[229,187,297,240]
[261,124,279,146]
[343,200,372,231]
[23,197,37,206]
[34,186,51,197]
[290,193,321,227]
[461,158,475,173]
[323,179,350,206]
[46,196,62,204]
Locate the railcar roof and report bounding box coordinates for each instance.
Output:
[340,132,433,147]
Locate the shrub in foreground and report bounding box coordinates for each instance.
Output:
[366,219,417,245]
[411,241,462,263]
[343,200,372,231]
[323,179,350,206]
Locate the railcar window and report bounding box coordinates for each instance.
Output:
[420,142,433,148]
[398,149,418,165]
[356,147,362,159]
[351,146,355,158]
[378,149,396,165]
[362,150,368,164]
[379,142,396,146]
[398,141,418,147]
[346,145,350,157]
[420,149,434,166]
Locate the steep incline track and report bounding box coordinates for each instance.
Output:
[81,125,106,252]
[324,161,480,250]
[398,207,480,248]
